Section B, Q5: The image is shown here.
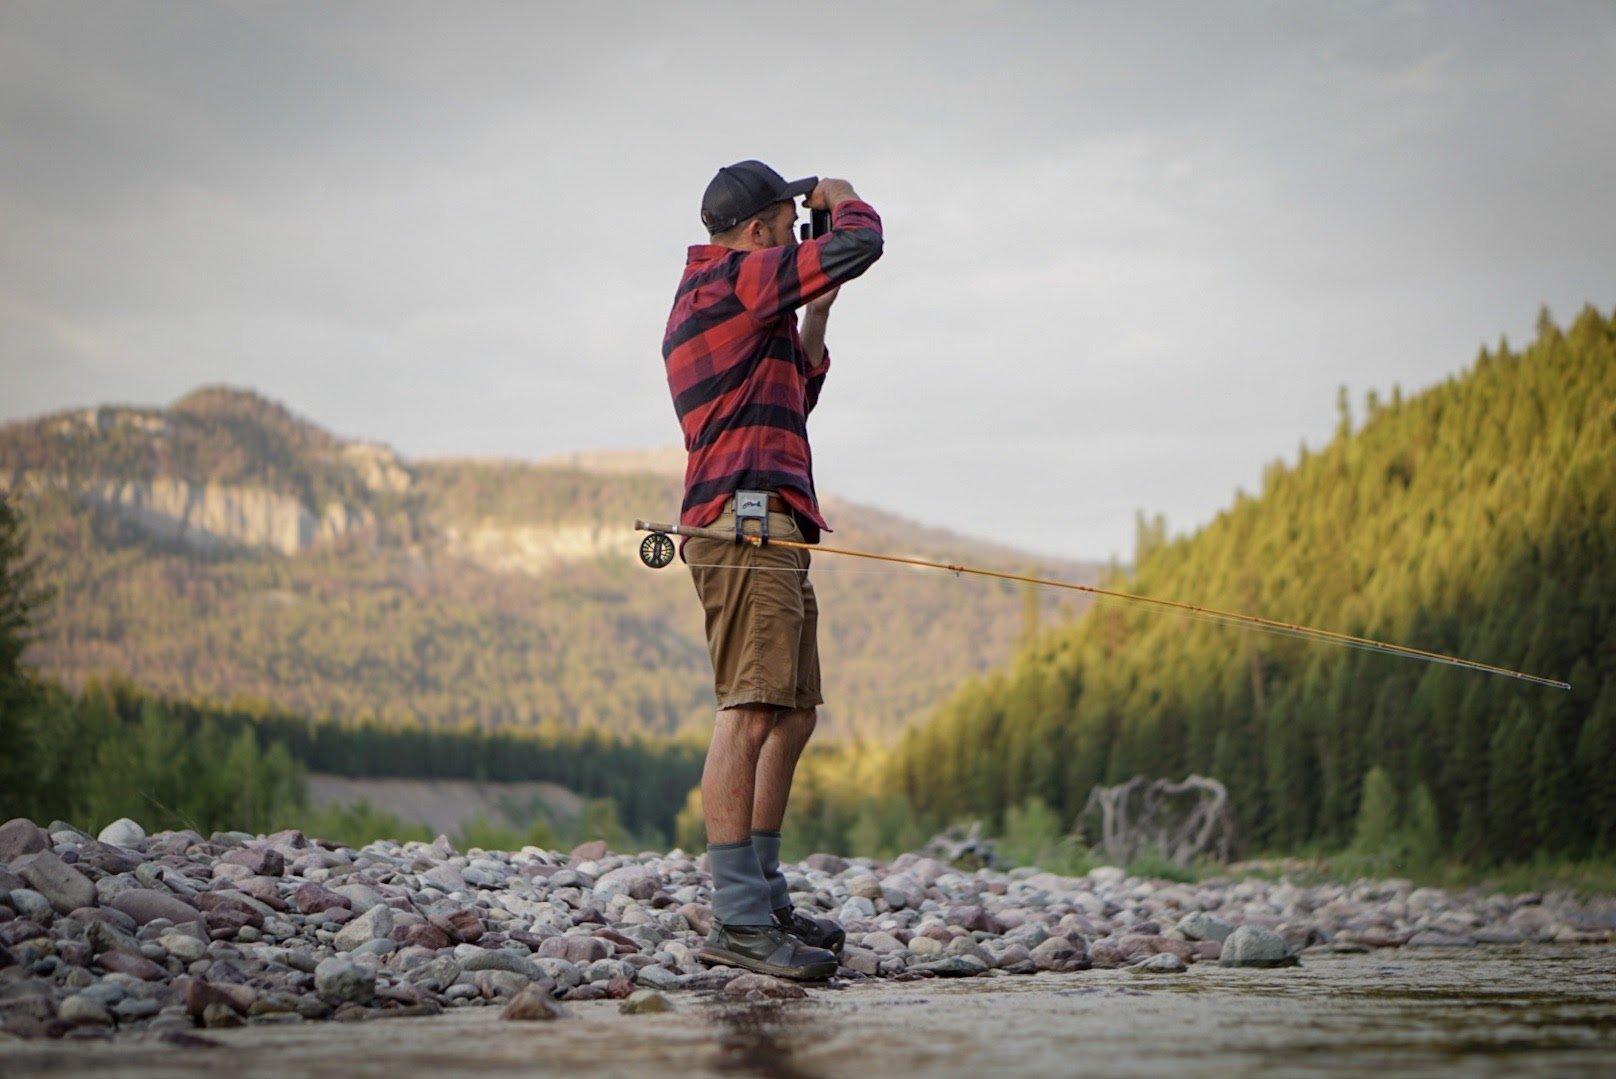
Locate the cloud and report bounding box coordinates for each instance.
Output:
[2,0,1614,560]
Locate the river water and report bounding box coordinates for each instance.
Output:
[3,945,1613,1077]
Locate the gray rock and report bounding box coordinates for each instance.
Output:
[13,851,96,914]
[58,994,114,1026]
[619,989,672,1014]
[1219,925,1299,968]
[332,883,382,914]
[158,933,208,963]
[107,889,203,928]
[314,956,376,1003]
[583,958,634,983]
[634,964,681,991]
[460,949,542,981]
[913,954,990,977]
[1406,929,1476,948]
[403,956,463,992]
[7,889,53,922]
[532,957,583,991]
[502,984,568,1020]
[1177,911,1235,943]
[1135,952,1188,973]
[1029,935,1089,972]
[96,819,147,849]
[111,996,162,1021]
[333,903,394,952]
[0,819,49,863]
[594,866,660,901]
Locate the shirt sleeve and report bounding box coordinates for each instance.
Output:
[734,200,884,323]
[805,346,830,414]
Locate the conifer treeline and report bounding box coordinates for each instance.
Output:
[886,306,1616,865]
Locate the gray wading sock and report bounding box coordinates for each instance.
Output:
[706,840,775,927]
[751,830,791,913]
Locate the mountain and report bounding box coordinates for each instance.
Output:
[885,305,1616,865]
[0,386,1100,742]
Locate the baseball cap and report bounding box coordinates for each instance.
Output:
[701,160,817,234]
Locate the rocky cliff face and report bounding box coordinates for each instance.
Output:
[1,471,376,556]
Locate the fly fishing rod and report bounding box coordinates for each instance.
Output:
[632,518,1570,691]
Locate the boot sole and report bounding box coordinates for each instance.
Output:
[697,945,838,981]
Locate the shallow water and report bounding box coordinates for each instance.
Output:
[3,945,1613,1077]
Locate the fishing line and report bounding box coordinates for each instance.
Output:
[634,518,1570,691]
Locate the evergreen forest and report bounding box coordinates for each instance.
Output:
[876,306,1615,867]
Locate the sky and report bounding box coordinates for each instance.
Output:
[3,1,1613,562]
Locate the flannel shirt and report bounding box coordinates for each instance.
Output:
[663,199,884,541]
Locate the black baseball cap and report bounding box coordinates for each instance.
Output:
[701,160,817,235]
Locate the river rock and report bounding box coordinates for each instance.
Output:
[460,949,542,981]
[724,972,806,1000]
[538,935,610,965]
[426,904,483,943]
[1177,911,1235,943]
[619,988,672,1014]
[1220,925,1299,968]
[99,950,168,980]
[1030,935,1090,972]
[913,955,990,977]
[13,852,96,914]
[1406,929,1476,948]
[314,956,376,1003]
[0,819,49,862]
[495,983,564,1020]
[58,994,114,1026]
[292,882,350,915]
[334,904,394,951]
[1135,952,1188,974]
[95,819,147,849]
[109,888,203,928]
[595,866,660,901]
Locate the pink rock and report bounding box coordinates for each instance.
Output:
[106,891,201,930]
[220,848,285,877]
[0,818,48,862]
[724,973,806,1000]
[569,839,610,863]
[194,892,266,928]
[236,877,289,911]
[293,883,351,915]
[679,903,713,936]
[1030,936,1090,972]
[427,906,484,944]
[96,951,166,981]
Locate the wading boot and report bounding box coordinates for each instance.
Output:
[775,906,846,957]
[698,924,839,981]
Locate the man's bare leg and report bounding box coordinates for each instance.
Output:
[702,706,777,844]
[752,707,817,831]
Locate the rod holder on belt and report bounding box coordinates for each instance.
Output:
[733,490,770,546]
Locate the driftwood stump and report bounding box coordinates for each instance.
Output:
[1078,774,1238,866]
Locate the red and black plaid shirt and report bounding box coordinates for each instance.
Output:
[663,199,884,540]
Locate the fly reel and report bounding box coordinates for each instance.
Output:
[639,531,676,569]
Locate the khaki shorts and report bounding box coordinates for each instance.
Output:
[685,499,822,711]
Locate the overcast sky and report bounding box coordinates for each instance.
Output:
[3,1,1613,562]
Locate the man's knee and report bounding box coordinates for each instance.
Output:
[781,706,817,742]
[715,706,778,751]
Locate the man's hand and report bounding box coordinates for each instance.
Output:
[805,286,840,317]
[805,178,859,212]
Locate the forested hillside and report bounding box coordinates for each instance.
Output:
[0,387,1093,743]
[886,306,1616,865]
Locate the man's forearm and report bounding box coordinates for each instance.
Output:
[800,309,829,366]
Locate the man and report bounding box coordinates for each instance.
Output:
[662,160,884,979]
